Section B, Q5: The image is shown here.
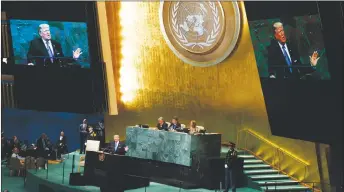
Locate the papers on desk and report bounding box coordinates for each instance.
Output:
[86,140,100,152]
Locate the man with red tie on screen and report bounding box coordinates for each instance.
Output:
[108,135,128,155]
[27,24,82,66]
[267,22,321,79]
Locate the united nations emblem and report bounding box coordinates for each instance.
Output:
[98,153,105,162]
[160,1,241,67]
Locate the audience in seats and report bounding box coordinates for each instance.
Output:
[11,147,24,159]
[10,136,21,151]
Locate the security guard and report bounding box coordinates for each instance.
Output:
[224,141,238,192]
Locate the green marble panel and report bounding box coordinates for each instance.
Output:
[125,127,221,166]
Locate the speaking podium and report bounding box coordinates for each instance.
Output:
[27,56,82,68]
[83,151,149,192]
[269,65,321,80]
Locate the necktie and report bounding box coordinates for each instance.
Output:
[45,40,54,63]
[281,45,292,73]
[115,142,118,151]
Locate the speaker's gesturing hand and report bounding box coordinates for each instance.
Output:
[73,48,83,59]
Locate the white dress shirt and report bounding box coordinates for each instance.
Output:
[11,153,24,160]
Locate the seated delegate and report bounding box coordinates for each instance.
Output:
[168,116,182,132]
[156,117,168,131]
[188,120,199,135]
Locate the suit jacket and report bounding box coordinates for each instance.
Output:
[168,123,182,131]
[56,136,67,148]
[10,139,21,150]
[79,124,88,139]
[36,137,50,155]
[157,122,168,131]
[108,141,126,155]
[267,39,315,79]
[225,149,238,168]
[27,38,73,66]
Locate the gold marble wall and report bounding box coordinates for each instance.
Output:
[97,1,329,185]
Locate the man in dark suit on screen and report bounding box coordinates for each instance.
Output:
[27,24,82,66]
[267,22,320,79]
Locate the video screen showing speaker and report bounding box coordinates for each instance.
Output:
[9,19,90,68]
[248,15,331,80]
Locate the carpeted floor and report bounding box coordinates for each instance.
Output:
[1,152,262,192]
[1,165,29,192]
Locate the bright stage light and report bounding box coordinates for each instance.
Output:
[119,2,143,104]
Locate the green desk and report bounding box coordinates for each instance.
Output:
[125,127,221,166]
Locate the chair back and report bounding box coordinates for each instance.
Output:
[196,126,205,132]
[25,156,36,169]
[36,157,46,168]
[9,158,21,170]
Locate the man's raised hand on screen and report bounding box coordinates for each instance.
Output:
[309,51,320,66]
[73,48,83,59]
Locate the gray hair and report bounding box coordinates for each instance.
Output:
[38,24,50,33]
[158,117,164,121]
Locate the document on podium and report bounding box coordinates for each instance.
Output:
[86,140,100,152]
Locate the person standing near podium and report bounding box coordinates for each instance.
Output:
[108,135,128,155]
[79,119,88,154]
[56,131,67,159]
[224,142,238,192]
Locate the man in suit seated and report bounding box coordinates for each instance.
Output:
[156,117,168,131]
[107,135,128,155]
[10,136,21,151]
[168,116,182,132]
[27,24,82,67]
[56,131,67,160]
[267,22,321,79]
